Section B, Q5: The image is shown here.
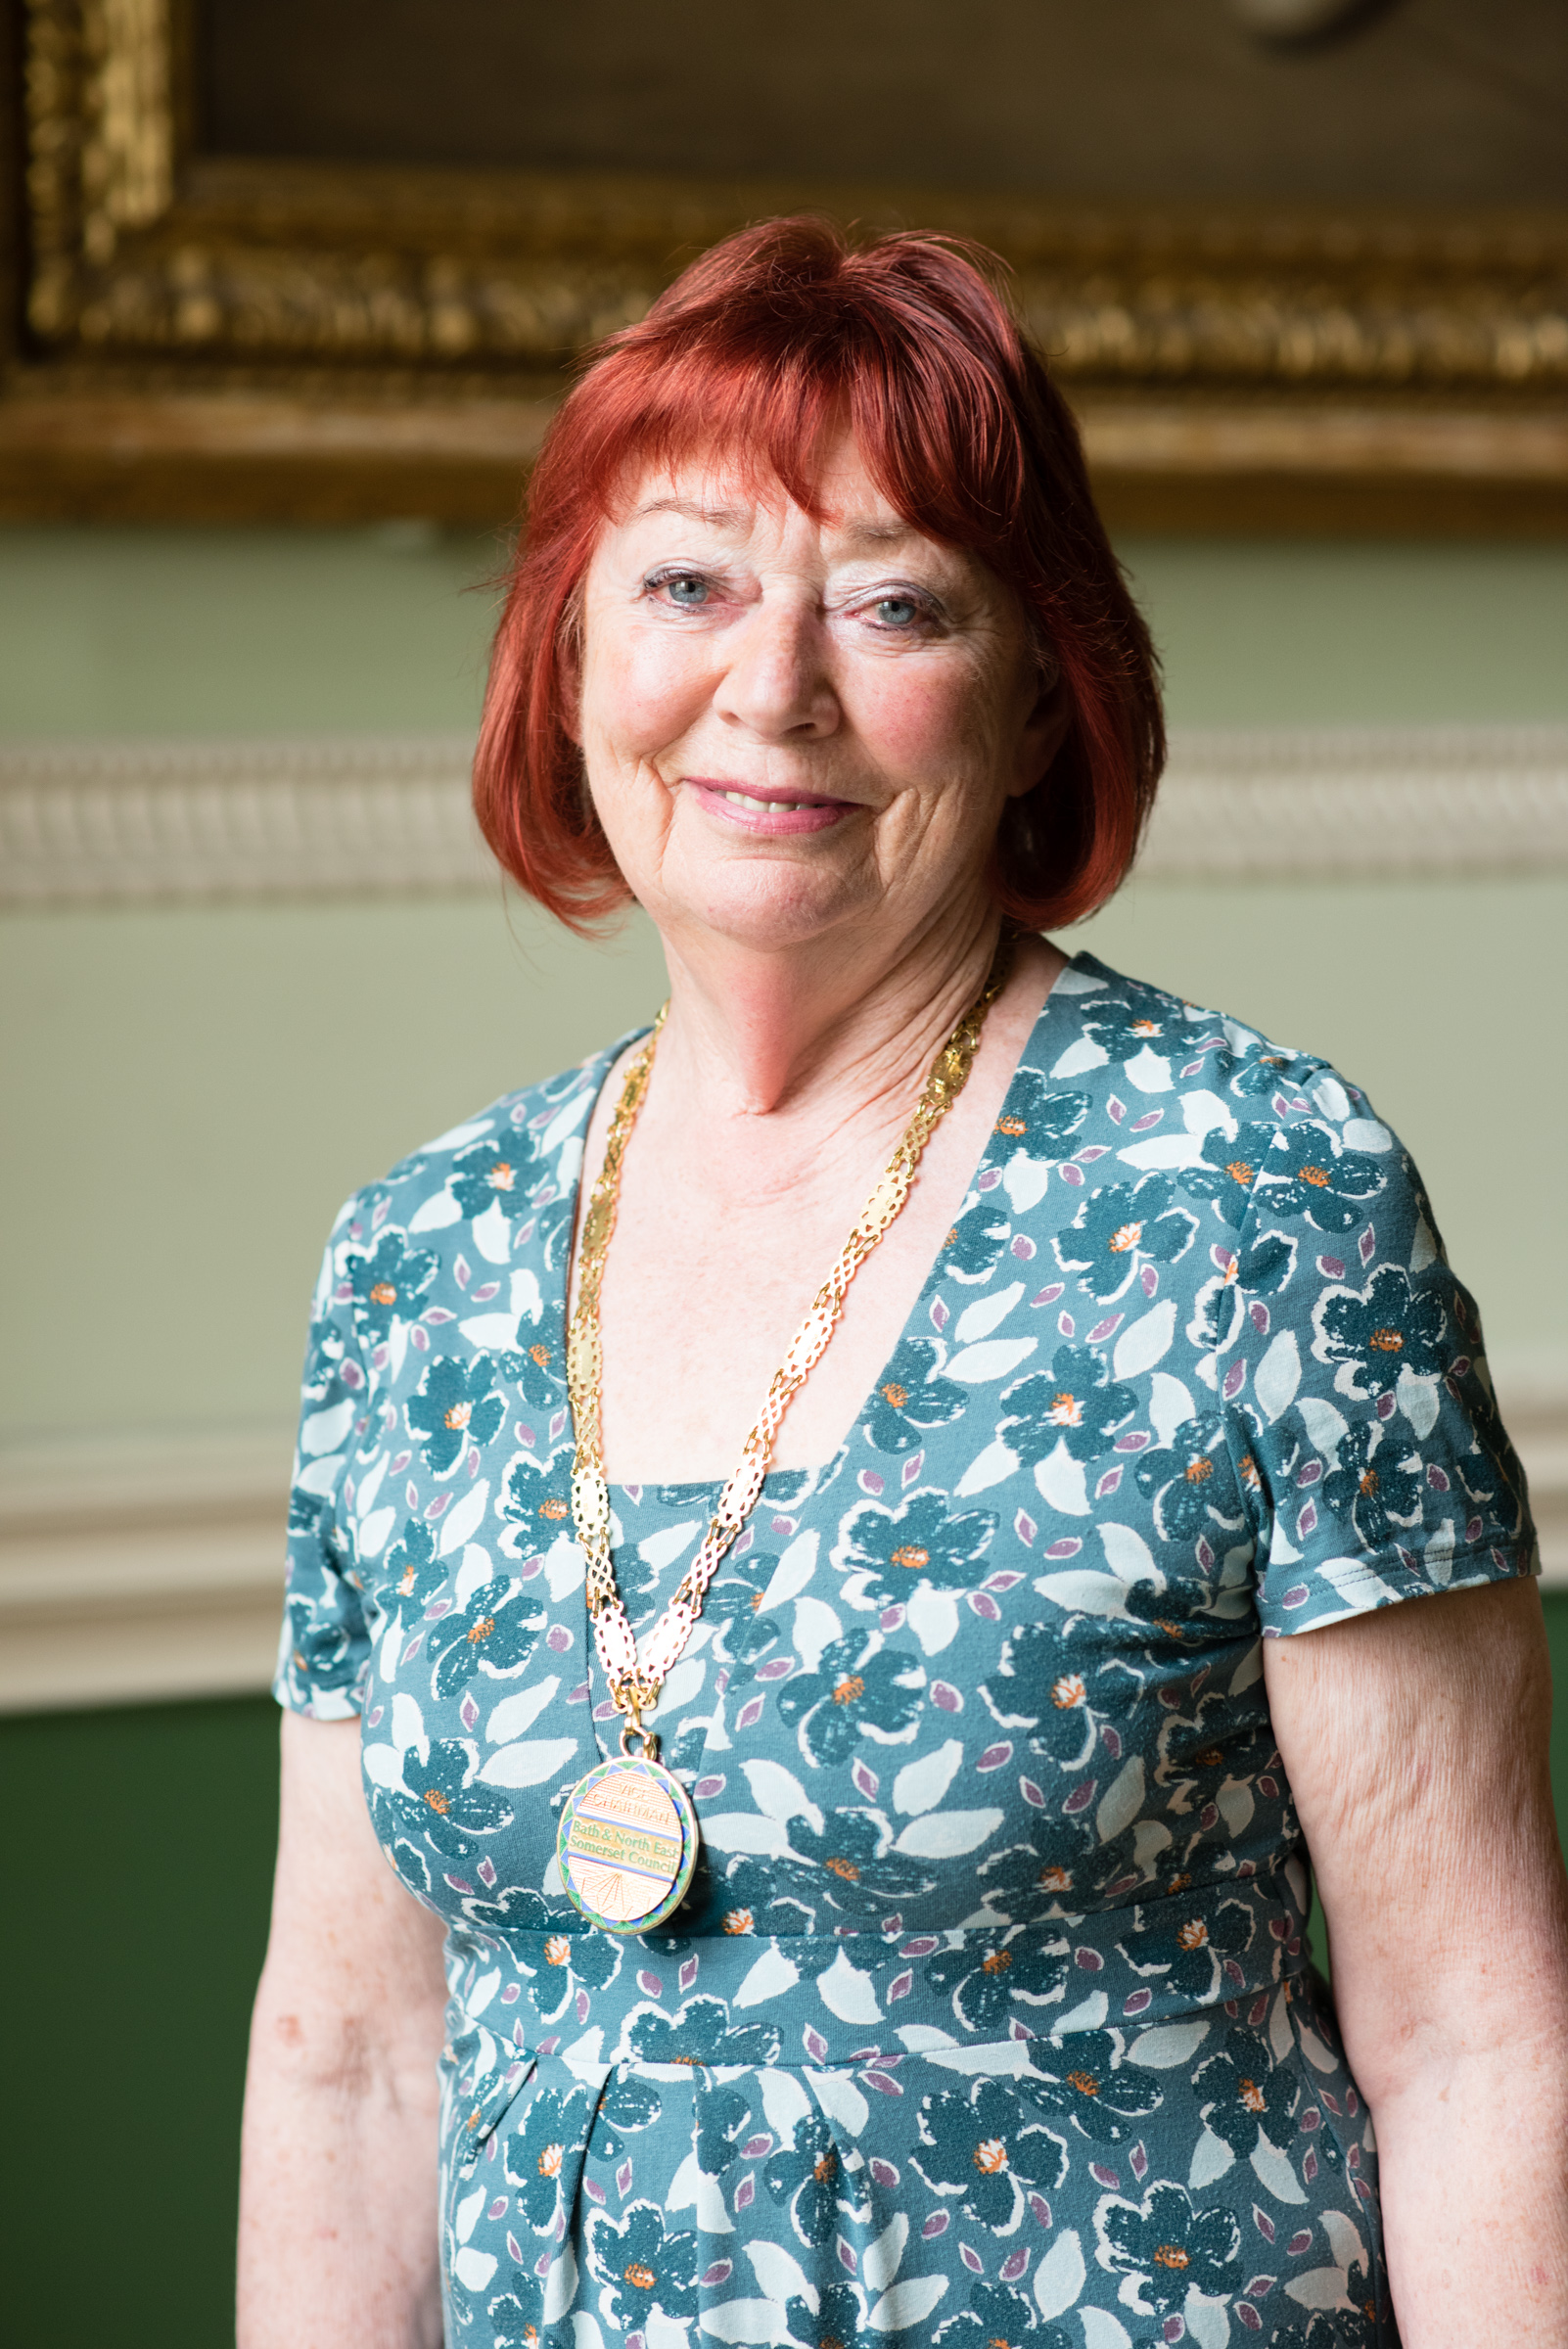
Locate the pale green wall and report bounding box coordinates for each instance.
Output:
[2,528,1565,1442]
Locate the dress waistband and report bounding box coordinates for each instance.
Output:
[444,1868,1312,2160]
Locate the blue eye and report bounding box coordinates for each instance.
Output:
[662,574,709,607]
[874,596,920,626]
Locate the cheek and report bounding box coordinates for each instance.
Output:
[581,628,712,763]
[853,658,1007,800]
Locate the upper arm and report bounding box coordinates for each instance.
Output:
[254,1712,448,2082]
[1265,1578,1568,2108]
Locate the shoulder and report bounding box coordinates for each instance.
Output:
[1044,949,1399,1165]
[327,1036,640,1255]
[1021,951,1434,1304]
[307,1034,652,1339]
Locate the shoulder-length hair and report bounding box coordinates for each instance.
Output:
[474,216,1164,934]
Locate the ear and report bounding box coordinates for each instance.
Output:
[1007,671,1072,801]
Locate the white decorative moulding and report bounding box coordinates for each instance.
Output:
[2,725,1567,905]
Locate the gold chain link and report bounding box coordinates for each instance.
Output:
[568,935,1015,1727]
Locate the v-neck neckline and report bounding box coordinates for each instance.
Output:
[554,951,1093,1502]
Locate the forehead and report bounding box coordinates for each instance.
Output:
[602,435,926,550]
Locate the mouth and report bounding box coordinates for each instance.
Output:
[685,779,856,836]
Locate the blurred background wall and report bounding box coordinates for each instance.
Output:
[4,2,1568,2341]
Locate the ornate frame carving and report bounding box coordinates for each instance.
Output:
[10,0,1568,529]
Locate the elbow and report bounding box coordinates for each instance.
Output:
[249,1977,439,2108]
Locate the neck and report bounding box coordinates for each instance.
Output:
[650,896,1009,1127]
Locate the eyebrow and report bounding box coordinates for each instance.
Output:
[630,498,926,551]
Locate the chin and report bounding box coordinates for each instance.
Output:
[676,856,883,955]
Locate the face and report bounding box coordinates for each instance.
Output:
[574,433,1065,963]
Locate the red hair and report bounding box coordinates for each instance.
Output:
[474,217,1164,933]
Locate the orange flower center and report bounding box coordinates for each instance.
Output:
[995,1114,1028,1136]
[1240,2077,1266,2113]
[1068,2070,1100,2096]
[1176,1919,1209,1951]
[1048,1390,1084,1426]
[813,2148,838,2182]
[538,2143,564,2177]
[1369,1327,1404,1352]
[832,1675,865,1706]
[1224,1160,1255,1187]
[825,1857,859,1881]
[1038,1865,1073,1891]
[1360,1469,1380,1496]
[1154,2244,1189,2271]
[880,1381,908,1409]
[397,1564,417,1594]
[540,1497,569,1520]
[1109,1221,1143,1253]
[1184,1456,1214,1483]
[722,1909,755,1935]
[890,1544,930,1572]
[973,2138,1009,2174]
[423,1788,451,1816]
[623,2262,656,2290]
[466,1615,494,1644]
[981,1948,1013,1975]
[1052,1674,1085,1709]
[1299,1164,1331,1186]
[1132,1018,1159,1036]
[530,1342,550,1367]
[370,1280,397,1306]
[544,1935,572,1966]
[487,1163,515,1190]
[444,1400,473,1431]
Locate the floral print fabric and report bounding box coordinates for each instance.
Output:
[276,951,1536,2349]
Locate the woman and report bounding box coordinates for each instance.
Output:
[240,221,1566,2348]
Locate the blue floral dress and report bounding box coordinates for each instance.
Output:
[276,951,1536,2349]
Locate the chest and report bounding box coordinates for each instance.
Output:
[576,1002,1053,1485]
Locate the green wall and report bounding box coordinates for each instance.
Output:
[3,526,1566,2345]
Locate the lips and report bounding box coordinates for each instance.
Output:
[685,779,855,836]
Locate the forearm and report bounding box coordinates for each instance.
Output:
[1369,2036,1568,2347]
[237,1980,443,2348]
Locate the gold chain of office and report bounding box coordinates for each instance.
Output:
[566,933,1015,1744]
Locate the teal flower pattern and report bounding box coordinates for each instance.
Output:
[582,2198,697,2330]
[1266,1123,1386,1233]
[1314,1264,1448,1399]
[1054,1173,1199,1301]
[428,1578,545,1701]
[834,1489,998,1605]
[777,1628,926,1766]
[999,1345,1135,1467]
[405,1354,506,1477]
[449,1122,537,1221]
[1321,1418,1425,1548]
[863,1336,968,1452]
[344,1229,438,1343]
[275,951,1535,2345]
[912,2077,1068,2231]
[1094,2177,1242,2313]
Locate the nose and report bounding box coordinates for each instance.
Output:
[714,596,840,742]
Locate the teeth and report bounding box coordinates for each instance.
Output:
[721,789,818,812]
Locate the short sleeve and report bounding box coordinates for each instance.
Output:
[272,1199,375,1718]
[1221,1078,1539,1636]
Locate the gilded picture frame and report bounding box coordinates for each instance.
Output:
[7,0,1568,531]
